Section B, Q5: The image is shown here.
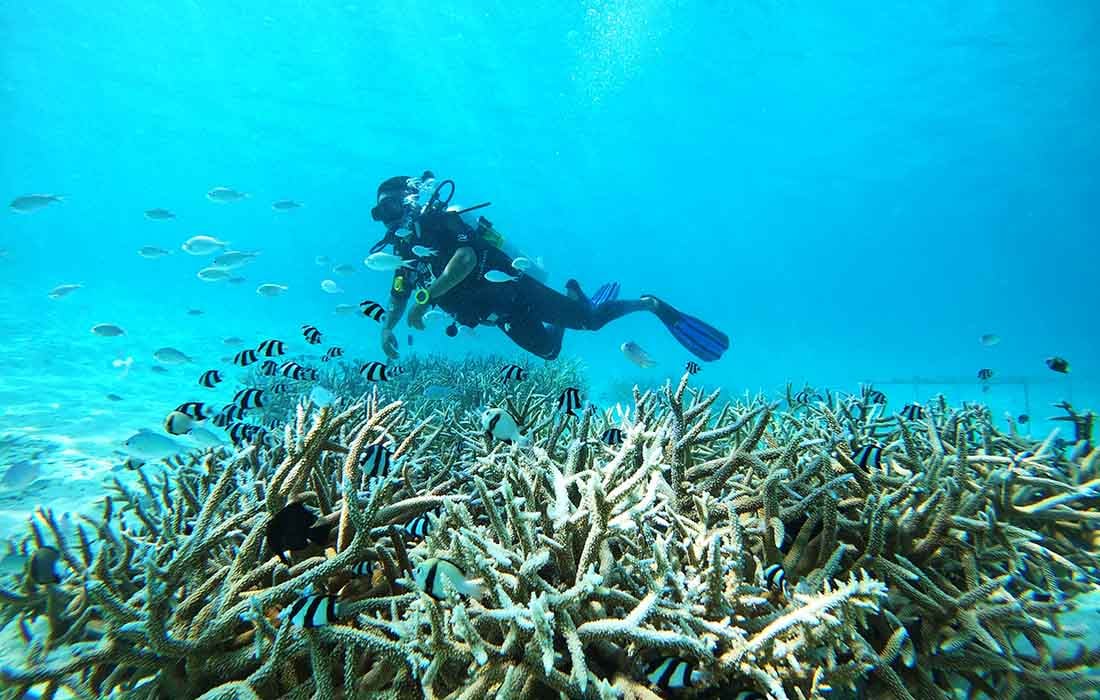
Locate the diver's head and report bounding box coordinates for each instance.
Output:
[371,171,436,228]
[371,175,414,228]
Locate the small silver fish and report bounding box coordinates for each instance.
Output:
[212,250,260,268]
[621,341,656,368]
[153,347,192,364]
[10,194,63,212]
[47,283,82,299]
[364,252,414,272]
[138,246,172,259]
[144,208,175,220]
[320,279,343,294]
[412,245,438,258]
[197,267,231,282]
[272,199,301,210]
[511,256,542,272]
[123,429,185,460]
[207,187,249,202]
[257,283,288,297]
[332,263,355,275]
[91,323,126,337]
[0,460,41,490]
[182,235,229,255]
[315,255,331,266]
[223,336,244,345]
[979,333,1000,347]
[484,270,517,283]
[334,303,357,314]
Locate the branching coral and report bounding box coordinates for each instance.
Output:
[0,362,1096,699]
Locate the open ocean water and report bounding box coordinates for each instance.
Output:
[0,1,1097,697]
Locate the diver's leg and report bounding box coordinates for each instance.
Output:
[519,277,649,331]
[499,317,564,361]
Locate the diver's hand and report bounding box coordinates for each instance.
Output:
[407,303,427,330]
[381,328,399,360]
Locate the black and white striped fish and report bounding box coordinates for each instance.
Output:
[360,300,385,322]
[322,347,343,362]
[260,360,278,376]
[301,324,323,344]
[234,349,258,367]
[359,443,393,478]
[899,403,924,421]
[175,401,214,420]
[283,593,339,628]
[499,364,526,382]
[557,387,582,416]
[853,443,883,469]
[794,387,818,405]
[350,561,372,577]
[864,388,887,405]
[271,382,290,394]
[977,368,993,381]
[645,657,699,690]
[763,563,786,591]
[731,693,765,700]
[403,512,433,538]
[600,428,625,446]
[257,339,286,357]
[685,361,700,375]
[198,370,223,388]
[227,422,268,447]
[164,411,193,435]
[360,362,391,381]
[234,388,265,409]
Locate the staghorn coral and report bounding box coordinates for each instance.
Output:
[0,359,1097,699]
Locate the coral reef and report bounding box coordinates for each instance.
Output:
[1,360,1098,699]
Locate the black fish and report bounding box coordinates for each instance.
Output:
[260,359,279,376]
[360,362,391,381]
[234,388,264,409]
[763,563,786,591]
[557,387,582,417]
[977,368,993,381]
[234,349,258,367]
[853,444,883,469]
[175,401,213,420]
[899,403,924,421]
[198,370,223,388]
[301,324,323,345]
[266,502,330,565]
[360,300,385,322]
[285,593,338,628]
[1045,356,1070,374]
[601,428,625,446]
[28,546,61,584]
[359,443,393,478]
[499,364,526,382]
[685,361,700,375]
[257,339,286,357]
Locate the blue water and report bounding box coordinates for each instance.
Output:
[1,3,1097,459]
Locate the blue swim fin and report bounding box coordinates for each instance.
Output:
[643,295,729,362]
[589,281,620,307]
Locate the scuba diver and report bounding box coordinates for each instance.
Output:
[369,172,729,362]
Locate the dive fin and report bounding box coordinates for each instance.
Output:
[644,296,729,362]
[590,281,620,307]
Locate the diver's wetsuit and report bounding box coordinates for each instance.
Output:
[392,209,647,360]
